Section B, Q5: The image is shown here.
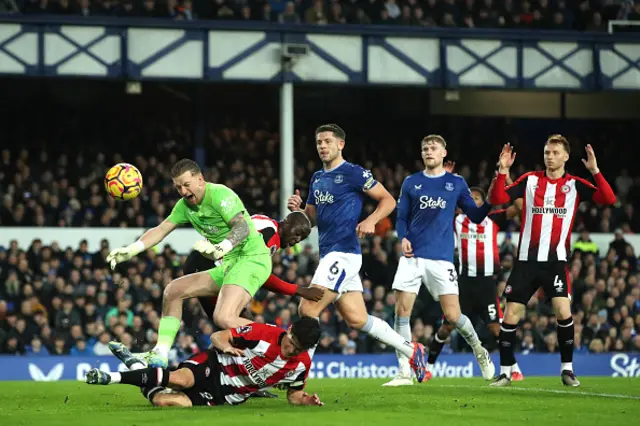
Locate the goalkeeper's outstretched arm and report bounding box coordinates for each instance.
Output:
[137,219,178,250]
[107,219,177,268]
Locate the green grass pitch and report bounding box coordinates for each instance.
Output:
[1,378,639,426]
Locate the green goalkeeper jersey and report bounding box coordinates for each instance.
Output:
[166,182,269,258]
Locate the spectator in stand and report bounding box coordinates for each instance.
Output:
[1,0,628,32]
[0,104,639,361]
[574,230,599,255]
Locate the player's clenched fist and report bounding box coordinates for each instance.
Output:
[401,238,414,258]
[106,241,145,269]
[356,218,376,238]
[193,239,233,261]
[287,189,303,212]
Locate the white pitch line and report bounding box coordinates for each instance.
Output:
[429,384,640,400]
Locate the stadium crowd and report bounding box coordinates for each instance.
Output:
[1,0,638,31]
[1,117,640,360]
[1,226,639,361]
[2,113,640,232]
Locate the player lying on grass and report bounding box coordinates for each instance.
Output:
[187,213,324,320]
[106,159,315,369]
[86,317,324,407]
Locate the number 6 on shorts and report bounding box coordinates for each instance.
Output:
[311,252,363,294]
[329,261,340,275]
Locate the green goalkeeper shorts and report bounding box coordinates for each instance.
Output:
[207,253,272,297]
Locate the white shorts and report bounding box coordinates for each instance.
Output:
[311,252,363,294]
[391,257,458,301]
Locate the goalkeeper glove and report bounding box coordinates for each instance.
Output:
[193,239,233,261]
[106,240,145,269]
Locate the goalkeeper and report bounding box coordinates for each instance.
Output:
[108,159,274,369]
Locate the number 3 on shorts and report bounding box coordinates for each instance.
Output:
[447,268,457,282]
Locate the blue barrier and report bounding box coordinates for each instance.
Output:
[1,352,638,381]
[1,15,639,90]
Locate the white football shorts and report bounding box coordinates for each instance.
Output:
[392,257,459,300]
[311,252,363,294]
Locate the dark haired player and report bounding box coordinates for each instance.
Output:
[489,136,615,386]
[189,212,324,320]
[86,317,324,407]
[288,123,428,382]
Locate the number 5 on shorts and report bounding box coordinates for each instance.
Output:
[488,304,497,320]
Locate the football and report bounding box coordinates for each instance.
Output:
[104,163,143,200]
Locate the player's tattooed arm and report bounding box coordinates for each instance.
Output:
[227,212,250,247]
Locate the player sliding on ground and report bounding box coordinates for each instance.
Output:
[288,124,428,382]
[186,212,322,400]
[85,317,324,407]
[106,159,308,369]
[489,136,616,387]
[383,135,495,387]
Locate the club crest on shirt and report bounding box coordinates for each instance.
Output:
[334,174,343,184]
[561,184,570,193]
[286,370,298,378]
[220,196,236,212]
[445,182,454,191]
[236,325,252,334]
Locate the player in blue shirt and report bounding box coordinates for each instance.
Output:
[383,134,496,387]
[288,124,428,382]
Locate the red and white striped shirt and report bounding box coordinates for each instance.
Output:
[490,170,616,262]
[251,214,281,255]
[212,214,298,297]
[455,210,508,277]
[217,323,313,405]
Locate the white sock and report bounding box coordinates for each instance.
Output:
[394,315,412,376]
[561,362,573,372]
[500,365,511,377]
[453,314,482,350]
[427,363,435,372]
[512,363,521,374]
[109,372,121,384]
[130,362,145,371]
[152,345,170,359]
[362,315,414,358]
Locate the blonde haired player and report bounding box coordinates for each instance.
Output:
[383,135,495,386]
